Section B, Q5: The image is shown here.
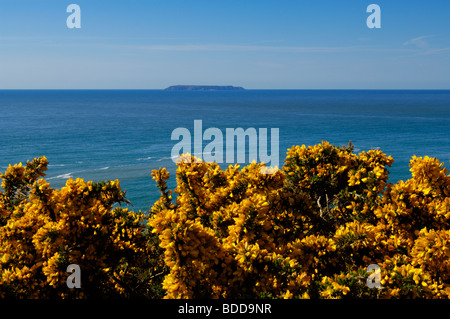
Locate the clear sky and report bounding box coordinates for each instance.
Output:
[1,0,450,89]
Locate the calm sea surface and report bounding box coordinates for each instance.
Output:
[1,90,449,211]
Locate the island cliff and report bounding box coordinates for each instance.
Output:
[165,85,245,91]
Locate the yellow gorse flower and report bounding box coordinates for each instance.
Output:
[0,157,167,299]
[2,142,450,299]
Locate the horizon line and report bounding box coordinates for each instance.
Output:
[1,88,450,91]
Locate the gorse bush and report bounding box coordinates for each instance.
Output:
[0,157,167,298]
[1,141,449,298]
[150,141,450,299]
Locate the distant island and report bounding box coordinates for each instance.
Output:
[165,85,245,91]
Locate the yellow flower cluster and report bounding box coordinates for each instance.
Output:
[2,141,449,299]
[150,141,450,299]
[0,157,165,298]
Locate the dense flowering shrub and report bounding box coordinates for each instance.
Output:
[149,142,450,299]
[0,157,166,298]
[1,141,449,299]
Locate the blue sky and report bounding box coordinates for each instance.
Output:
[1,0,450,89]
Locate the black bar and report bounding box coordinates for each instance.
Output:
[1,299,449,317]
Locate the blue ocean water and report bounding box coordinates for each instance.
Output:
[1,90,449,212]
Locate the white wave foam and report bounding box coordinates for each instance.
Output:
[157,156,179,162]
[47,172,73,180]
[137,157,153,161]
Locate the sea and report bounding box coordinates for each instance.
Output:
[1,90,449,212]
